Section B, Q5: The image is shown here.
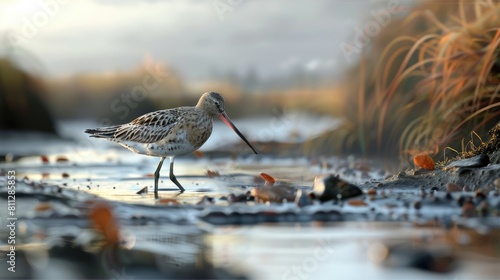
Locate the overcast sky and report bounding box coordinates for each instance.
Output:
[0,0,413,82]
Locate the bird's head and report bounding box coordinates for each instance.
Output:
[197,91,225,117]
[196,91,257,154]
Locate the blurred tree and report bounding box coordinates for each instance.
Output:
[0,58,56,134]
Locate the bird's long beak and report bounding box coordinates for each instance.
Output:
[219,112,258,154]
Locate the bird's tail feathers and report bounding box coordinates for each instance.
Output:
[85,125,121,139]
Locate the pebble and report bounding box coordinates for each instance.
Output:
[196,195,215,205]
[294,190,312,207]
[251,185,297,203]
[494,178,500,190]
[413,201,422,210]
[446,183,462,192]
[312,174,362,202]
[56,156,69,162]
[367,187,377,196]
[136,186,148,195]
[477,201,489,217]
[475,189,487,203]
[457,196,471,207]
[445,154,490,170]
[462,200,475,218]
[227,194,237,203]
[445,192,453,200]
[206,170,219,178]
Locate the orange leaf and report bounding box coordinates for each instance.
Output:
[413,154,435,170]
[193,150,204,158]
[89,202,120,245]
[259,172,276,184]
[206,170,220,177]
[56,156,69,162]
[347,199,368,206]
[157,198,180,205]
[41,155,49,164]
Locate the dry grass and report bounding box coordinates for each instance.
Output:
[313,0,500,164]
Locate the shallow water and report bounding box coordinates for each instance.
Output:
[0,119,499,279]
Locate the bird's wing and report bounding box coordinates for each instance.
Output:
[114,109,183,143]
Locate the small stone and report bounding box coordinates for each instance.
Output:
[136,186,148,195]
[196,195,214,205]
[445,154,490,170]
[475,190,487,204]
[462,200,475,218]
[251,185,297,203]
[294,189,312,207]
[446,183,462,192]
[226,193,247,204]
[61,173,69,178]
[477,201,489,217]
[445,192,453,200]
[206,170,219,177]
[494,178,500,190]
[227,194,237,203]
[236,194,247,202]
[413,201,422,210]
[457,196,471,207]
[367,187,377,196]
[312,174,362,202]
[56,156,69,162]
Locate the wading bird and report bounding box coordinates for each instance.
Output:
[85,92,257,198]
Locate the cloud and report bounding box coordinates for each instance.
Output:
[5,0,369,81]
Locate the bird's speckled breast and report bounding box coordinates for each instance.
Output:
[146,108,213,157]
[185,112,213,148]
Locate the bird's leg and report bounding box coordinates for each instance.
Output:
[169,156,185,192]
[154,157,166,198]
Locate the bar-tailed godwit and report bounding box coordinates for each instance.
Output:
[85,92,257,197]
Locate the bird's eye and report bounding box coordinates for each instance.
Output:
[214,102,223,112]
